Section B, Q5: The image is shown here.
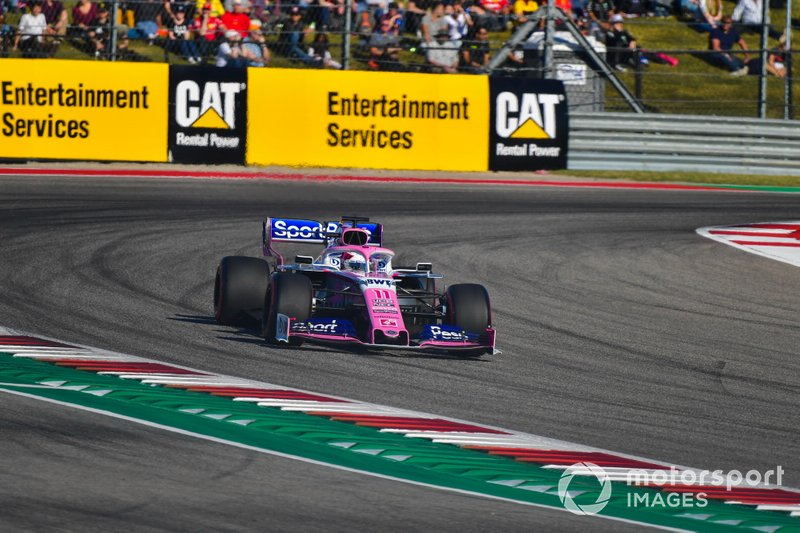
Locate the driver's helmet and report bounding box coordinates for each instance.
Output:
[342,251,366,272]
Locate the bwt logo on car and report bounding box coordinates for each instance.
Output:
[175,80,242,129]
[364,279,395,287]
[495,91,562,140]
[272,219,324,240]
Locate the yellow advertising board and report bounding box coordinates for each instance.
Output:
[247,69,488,171]
[0,59,167,162]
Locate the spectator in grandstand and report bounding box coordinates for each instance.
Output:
[221,0,249,36]
[377,1,404,32]
[241,21,269,64]
[478,0,510,31]
[0,10,12,55]
[648,0,671,16]
[512,0,538,26]
[708,15,750,75]
[443,0,472,42]
[605,13,638,70]
[306,0,334,31]
[242,19,272,67]
[86,3,111,56]
[158,0,194,30]
[216,27,248,65]
[419,1,446,52]
[747,44,787,77]
[167,4,202,62]
[14,1,48,56]
[308,31,341,68]
[324,0,351,32]
[555,0,573,20]
[112,24,137,57]
[368,15,402,69]
[248,0,271,25]
[157,0,175,26]
[529,0,573,29]
[586,0,614,39]
[425,28,458,71]
[571,0,589,18]
[41,0,66,37]
[682,0,720,32]
[131,0,161,42]
[460,24,490,71]
[71,0,98,38]
[355,5,373,41]
[195,0,224,15]
[618,0,643,16]
[731,0,783,41]
[501,44,526,72]
[196,1,223,55]
[277,6,314,62]
[403,0,429,35]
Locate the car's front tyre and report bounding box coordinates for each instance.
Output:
[262,273,313,346]
[446,280,491,325]
[214,256,270,326]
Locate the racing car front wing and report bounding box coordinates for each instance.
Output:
[275,314,499,355]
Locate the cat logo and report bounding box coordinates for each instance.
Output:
[495,92,563,140]
[175,81,243,129]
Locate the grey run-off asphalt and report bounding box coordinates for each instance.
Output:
[0,173,798,531]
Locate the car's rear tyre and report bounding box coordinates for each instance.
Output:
[444,283,491,334]
[262,273,313,346]
[214,256,270,326]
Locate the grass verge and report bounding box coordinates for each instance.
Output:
[553,169,800,187]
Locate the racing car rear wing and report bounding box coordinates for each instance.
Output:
[263,217,383,264]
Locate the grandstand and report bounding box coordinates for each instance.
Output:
[0,0,797,116]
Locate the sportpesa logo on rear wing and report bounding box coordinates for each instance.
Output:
[264,218,383,246]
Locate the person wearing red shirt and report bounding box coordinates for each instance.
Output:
[478,0,510,30]
[221,0,250,37]
[196,2,223,42]
[480,0,509,14]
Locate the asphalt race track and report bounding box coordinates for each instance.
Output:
[1,174,799,531]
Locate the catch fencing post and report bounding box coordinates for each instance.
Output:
[342,0,352,69]
[110,0,118,61]
[785,0,793,119]
[757,0,769,118]
[543,0,555,78]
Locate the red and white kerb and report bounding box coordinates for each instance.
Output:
[697,222,800,268]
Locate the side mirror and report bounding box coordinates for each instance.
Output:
[416,262,432,271]
[295,255,314,264]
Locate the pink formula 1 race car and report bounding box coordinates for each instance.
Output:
[213,216,498,356]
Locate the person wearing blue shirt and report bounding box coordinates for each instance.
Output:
[708,15,750,76]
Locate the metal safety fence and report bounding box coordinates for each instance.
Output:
[568,111,800,175]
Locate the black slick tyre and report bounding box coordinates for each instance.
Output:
[444,283,491,334]
[214,256,270,326]
[262,273,313,346]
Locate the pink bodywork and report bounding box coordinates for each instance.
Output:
[324,244,408,345]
